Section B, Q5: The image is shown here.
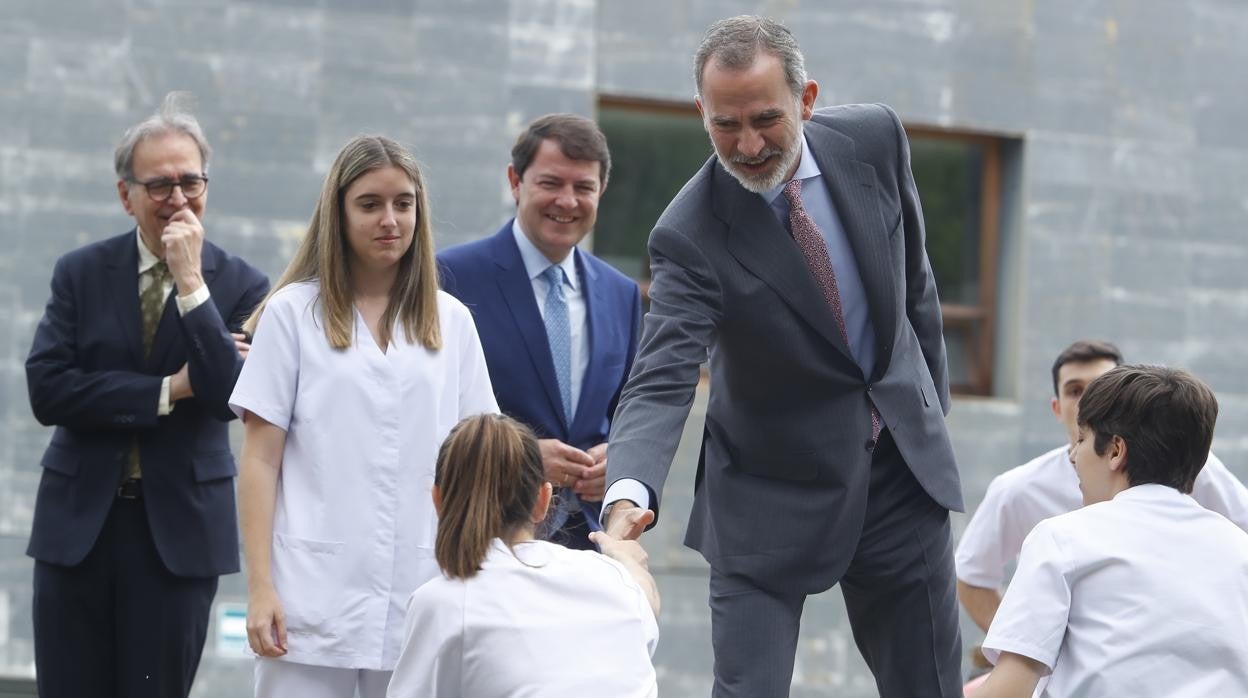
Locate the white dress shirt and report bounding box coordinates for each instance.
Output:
[228,281,499,669]
[956,445,1248,589]
[983,485,1248,696]
[135,228,210,415]
[387,538,658,697]
[512,221,588,418]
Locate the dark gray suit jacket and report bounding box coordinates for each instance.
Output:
[607,103,963,594]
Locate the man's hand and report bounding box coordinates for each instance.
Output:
[232,332,251,360]
[169,363,194,402]
[604,500,654,541]
[539,438,594,488]
[162,208,205,295]
[575,442,609,501]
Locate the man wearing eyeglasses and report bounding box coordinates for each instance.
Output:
[24,92,269,698]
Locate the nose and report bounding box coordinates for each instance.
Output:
[381,204,398,228]
[553,186,578,210]
[738,127,765,158]
[167,184,188,208]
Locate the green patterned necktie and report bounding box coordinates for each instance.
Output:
[126,260,170,481]
[140,261,169,359]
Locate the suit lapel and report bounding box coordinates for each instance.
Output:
[106,231,145,368]
[805,123,897,379]
[718,164,855,361]
[490,229,568,428]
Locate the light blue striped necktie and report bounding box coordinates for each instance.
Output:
[541,264,573,422]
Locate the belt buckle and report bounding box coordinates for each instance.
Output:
[116,479,142,499]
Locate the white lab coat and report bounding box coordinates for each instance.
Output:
[983,485,1248,696]
[387,538,659,698]
[230,281,498,670]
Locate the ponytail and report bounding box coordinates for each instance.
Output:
[434,414,545,579]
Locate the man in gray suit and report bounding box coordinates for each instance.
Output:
[601,15,964,697]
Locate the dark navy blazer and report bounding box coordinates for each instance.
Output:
[26,230,269,578]
[438,222,641,464]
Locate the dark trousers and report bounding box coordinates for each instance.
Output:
[32,497,219,698]
[709,430,963,697]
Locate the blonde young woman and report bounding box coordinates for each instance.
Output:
[229,136,497,698]
[387,413,660,697]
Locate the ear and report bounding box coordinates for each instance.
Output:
[695,94,705,121]
[799,80,819,120]
[531,482,553,523]
[117,180,135,216]
[1050,396,1061,420]
[431,484,443,517]
[506,164,522,203]
[1107,435,1128,473]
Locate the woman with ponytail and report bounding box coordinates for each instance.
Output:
[229,136,498,697]
[387,413,659,697]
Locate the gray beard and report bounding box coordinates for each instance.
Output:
[722,138,802,194]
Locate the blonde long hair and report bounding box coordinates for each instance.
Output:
[245,135,441,350]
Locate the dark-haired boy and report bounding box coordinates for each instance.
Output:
[976,365,1248,696]
[955,340,1248,635]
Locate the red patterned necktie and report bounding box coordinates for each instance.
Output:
[783,179,882,444]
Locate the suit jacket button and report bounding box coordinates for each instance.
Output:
[864,439,876,452]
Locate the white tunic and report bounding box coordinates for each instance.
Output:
[982,485,1248,696]
[955,445,1248,589]
[229,281,498,670]
[387,539,659,698]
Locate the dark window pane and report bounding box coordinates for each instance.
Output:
[909,137,984,306]
[595,107,711,278]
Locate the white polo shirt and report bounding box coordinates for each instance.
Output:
[388,538,658,697]
[956,445,1248,589]
[982,485,1248,696]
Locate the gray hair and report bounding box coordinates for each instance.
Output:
[693,15,808,98]
[113,92,212,181]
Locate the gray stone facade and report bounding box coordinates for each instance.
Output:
[1,1,1245,695]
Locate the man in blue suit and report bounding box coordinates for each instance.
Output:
[25,93,268,698]
[440,113,641,549]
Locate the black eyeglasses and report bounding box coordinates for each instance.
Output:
[128,174,209,202]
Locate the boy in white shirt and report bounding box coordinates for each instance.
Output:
[956,340,1248,639]
[975,365,1248,697]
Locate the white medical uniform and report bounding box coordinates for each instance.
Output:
[956,445,1248,589]
[387,538,659,698]
[229,282,498,685]
[982,485,1248,696]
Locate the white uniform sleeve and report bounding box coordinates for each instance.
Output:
[387,583,465,698]
[455,305,499,418]
[955,473,1028,589]
[1191,452,1248,533]
[228,291,299,428]
[981,522,1071,673]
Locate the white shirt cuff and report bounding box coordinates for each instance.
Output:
[176,283,211,316]
[157,376,172,416]
[601,478,652,525]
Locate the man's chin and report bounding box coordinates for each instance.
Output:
[723,162,785,194]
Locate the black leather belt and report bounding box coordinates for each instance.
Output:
[116,478,143,499]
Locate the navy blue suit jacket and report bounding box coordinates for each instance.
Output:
[26,230,269,578]
[438,222,641,466]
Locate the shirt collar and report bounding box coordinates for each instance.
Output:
[761,134,821,207]
[511,219,578,291]
[1112,483,1190,503]
[135,227,162,275]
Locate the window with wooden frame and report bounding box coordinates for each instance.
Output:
[594,97,1008,396]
